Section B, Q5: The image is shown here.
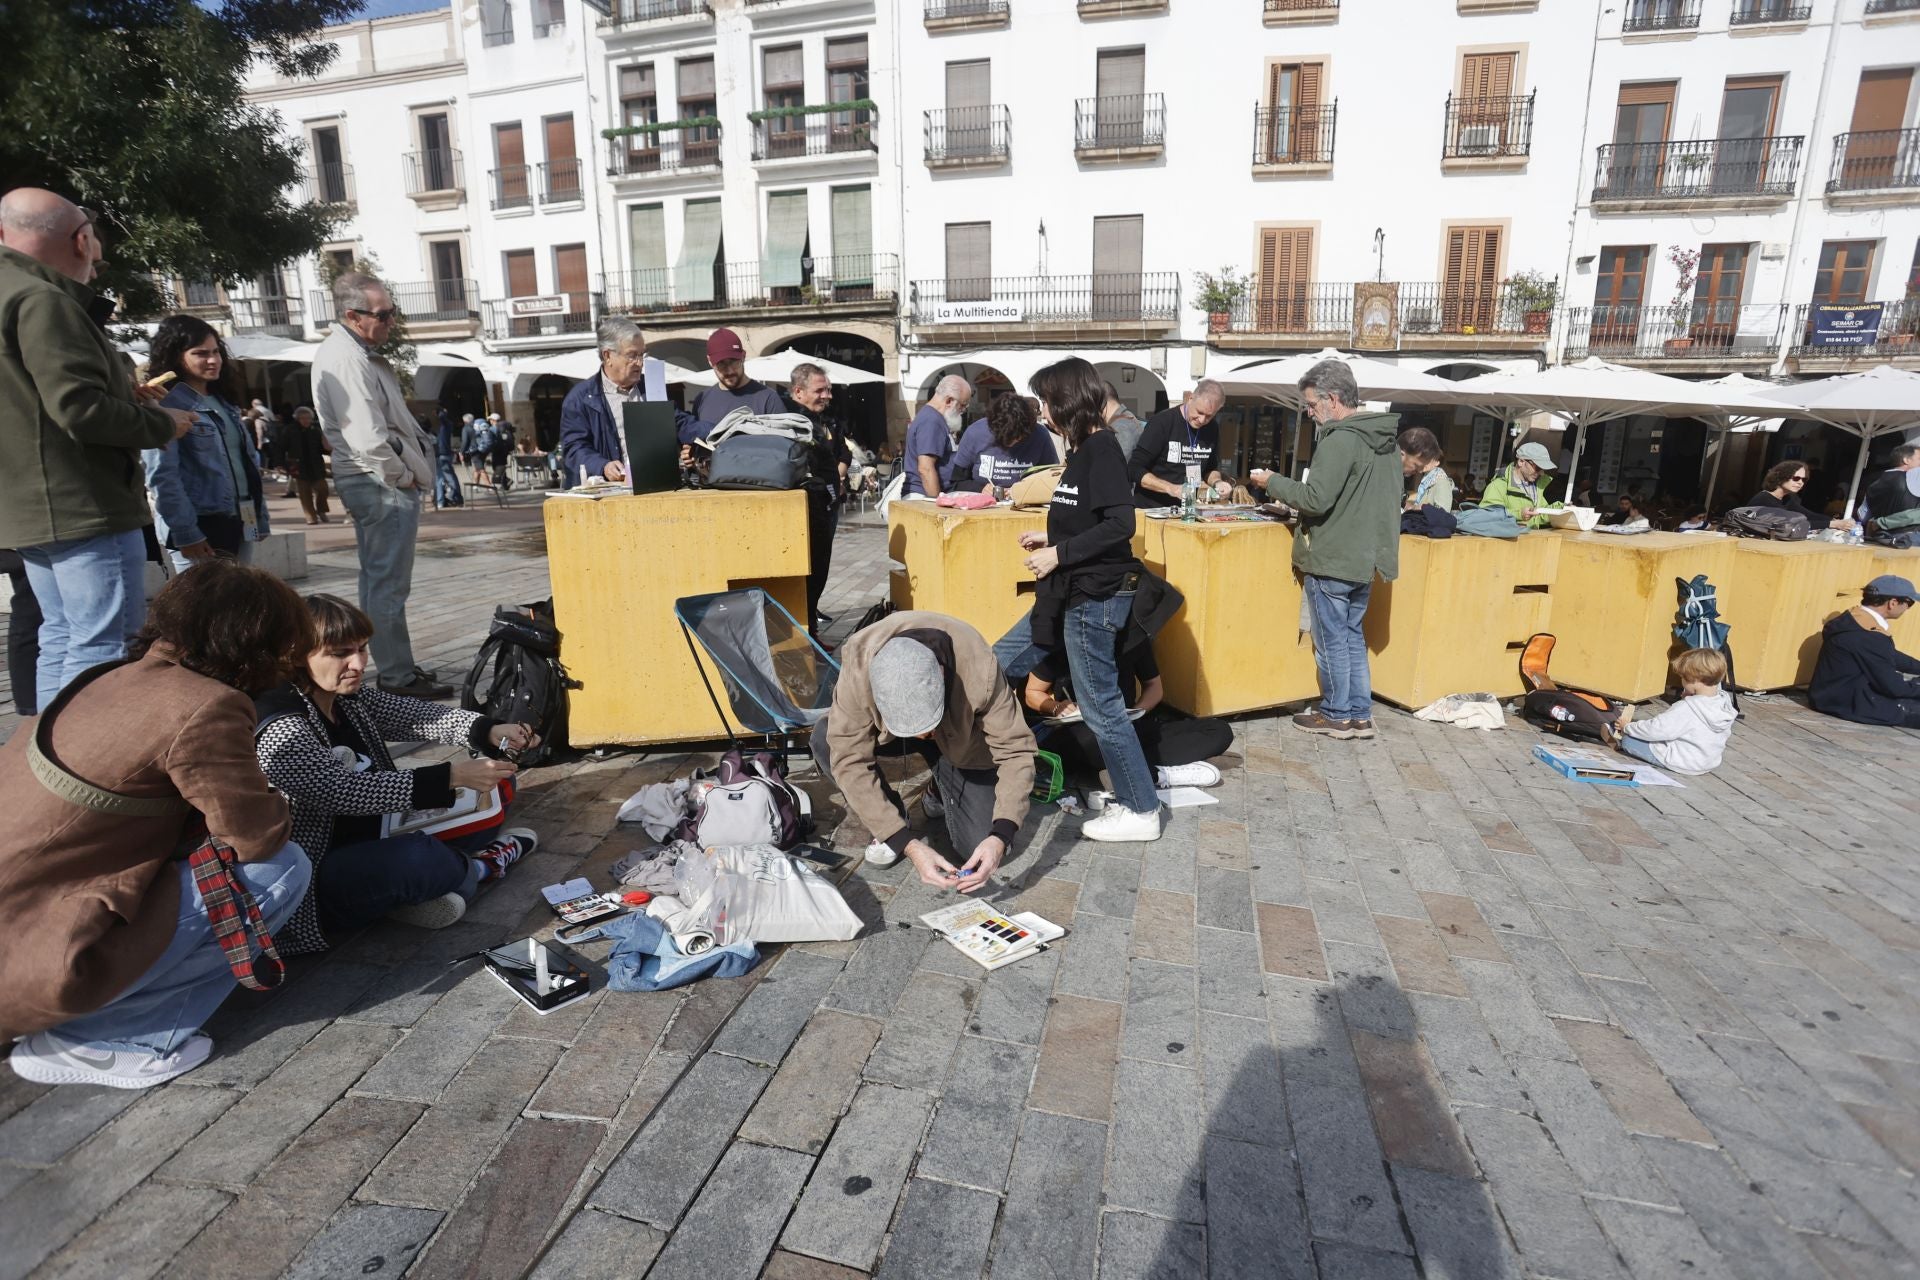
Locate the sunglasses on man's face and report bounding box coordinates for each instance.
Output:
[350,307,398,322]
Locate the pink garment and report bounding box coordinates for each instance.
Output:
[936,491,996,510]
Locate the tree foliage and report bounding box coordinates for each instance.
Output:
[0,0,363,315]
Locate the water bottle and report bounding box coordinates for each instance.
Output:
[1181,464,1200,523]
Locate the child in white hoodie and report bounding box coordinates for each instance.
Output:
[1606,648,1737,775]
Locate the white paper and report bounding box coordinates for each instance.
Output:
[643,355,667,403]
[542,878,595,906]
[1622,763,1685,788]
[1157,786,1218,808]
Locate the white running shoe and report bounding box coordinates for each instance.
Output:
[1083,803,1163,843]
[389,891,468,930]
[10,1029,213,1089]
[865,840,903,867]
[1155,761,1222,789]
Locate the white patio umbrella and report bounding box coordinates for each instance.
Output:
[676,349,888,389]
[1751,366,1920,517]
[1210,348,1470,406]
[1694,373,1786,509]
[1445,358,1785,498]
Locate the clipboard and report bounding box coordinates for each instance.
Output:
[622,400,681,496]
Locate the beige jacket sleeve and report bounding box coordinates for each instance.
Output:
[827,706,911,852]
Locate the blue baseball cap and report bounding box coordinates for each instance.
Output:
[1865,574,1917,601]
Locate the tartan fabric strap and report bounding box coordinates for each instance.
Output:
[187,837,286,991]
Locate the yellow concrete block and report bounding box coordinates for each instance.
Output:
[1365,534,1560,708]
[1718,539,1878,690]
[545,490,810,746]
[885,503,1051,645]
[1546,531,1741,701]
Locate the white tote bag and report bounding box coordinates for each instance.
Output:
[675,843,862,944]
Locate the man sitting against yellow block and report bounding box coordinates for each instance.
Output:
[1809,575,1920,729]
[813,612,1035,894]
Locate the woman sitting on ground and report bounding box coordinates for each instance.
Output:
[1020,640,1232,793]
[1,561,313,1089]
[143,315,271,571]
[951,394,1059,494]
[1748,461,1853,532]
[254,594,541,950]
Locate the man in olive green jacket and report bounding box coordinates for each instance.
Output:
[1250,358,1402,740]
[0,189,192,709]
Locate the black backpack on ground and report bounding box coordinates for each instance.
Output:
[462,600,577,765]
[1723,505,1809,541]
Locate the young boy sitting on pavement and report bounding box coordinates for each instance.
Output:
[1603,647,1737,776]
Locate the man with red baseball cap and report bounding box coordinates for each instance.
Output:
[688,328,784,438]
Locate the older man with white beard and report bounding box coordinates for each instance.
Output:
[902,374,973,499]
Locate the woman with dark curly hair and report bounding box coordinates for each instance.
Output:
[1748,460,1852,532]
[949,393,1059,494]
[0,559,314,1088]
[142,314,271,570]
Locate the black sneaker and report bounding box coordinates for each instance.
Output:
[380,673,455,700]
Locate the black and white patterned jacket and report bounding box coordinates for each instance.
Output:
[255,683,498,954]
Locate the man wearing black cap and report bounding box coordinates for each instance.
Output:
[1809,574,1920,728]
[814,611,1035,891]
[688,328,784,439]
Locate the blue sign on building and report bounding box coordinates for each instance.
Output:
[1809,302,1884,348]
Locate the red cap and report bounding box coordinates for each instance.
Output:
[706,328,746,364]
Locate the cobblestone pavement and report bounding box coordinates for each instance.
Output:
[4,505,1920,1279]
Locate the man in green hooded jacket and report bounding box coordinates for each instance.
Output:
[1479,441,1558,528]
[1250,359,1402,740]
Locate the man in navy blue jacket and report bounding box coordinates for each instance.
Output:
[1809,574,1920,728]
[559,317,706,484]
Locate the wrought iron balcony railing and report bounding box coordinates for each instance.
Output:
[909,272,1180,325]
[1592,136,1802,200]
[1730,1,1811,22]
[1787,299,1920,356]
[1828,128,1920,193]
[1399,281,1548,337]
[1252,104,1336,165]
[606,128,723,177]
[1866,0,1920,11]
[1443,93,1534,160]
[1265,0,1338,11]
[599,254,900,315]
[230,296,304,339]
[1226,284,1353,336]
[924,105,1010,164]
[925,0,1010,19]
[540,158,584,202]
[312,279,479,327]
[1622,0,1700,31]
[481,294,601,341]
[599,0,710,25]
[298,162,355,207]
[1559,303,1786,360]
[404,148,464,196]
[490,165,532,210]
[750,114,876,161]
[1073,93,1166,153]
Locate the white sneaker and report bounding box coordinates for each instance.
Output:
[1083,804,1163,843]
[389,891,468,930]
[10,1029,213,1089]
[1155,762,1222,789]
[865,840,903,867]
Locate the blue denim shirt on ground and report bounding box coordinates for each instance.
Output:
[145,383,270,548]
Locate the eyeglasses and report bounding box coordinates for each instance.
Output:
[349,307,398,322]
[1787,474,1808,483]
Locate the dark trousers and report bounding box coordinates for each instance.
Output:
[811,717,1000,855]
[315,831,487,935]
[0,549,42,716]
[806,490,836,635]
[1041,710,1233,788]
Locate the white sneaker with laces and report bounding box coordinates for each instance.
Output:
[389,891,468,930]
[864,840,903,867]
[1155,761,1222,788]
[10,1029,214,1089]
[1083,803,1163,843]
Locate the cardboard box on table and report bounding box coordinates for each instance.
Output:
[545,489,810,747]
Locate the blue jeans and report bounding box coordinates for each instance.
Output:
[1064,592,1159,815]
[993,612,1043,683]
[435,455,464,507]
[1304,574,1374,723]
[166,534,255,575]
[316,832,486,936]
[51,842,311,1055]
[19,528,148,710]
[334,474,421,682]
[1619,736,1660,765]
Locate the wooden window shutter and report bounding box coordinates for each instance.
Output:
[1297,63,1322,111]
[1618,81,1676,108]
[1257,228,1312,329]
[1445,228,1468,290]
[1268,63,1286,113]
[1444,227,1500,331]
[1461,52,1514,102]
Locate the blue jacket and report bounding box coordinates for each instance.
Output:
[435,410,458,459]
[558,374,705,481]
[144,383,269,548]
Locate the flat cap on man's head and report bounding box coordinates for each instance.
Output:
[1866,574,1917,601]
[1514,441,1557,471]
[869,637,944,737]
[707,328,746,364]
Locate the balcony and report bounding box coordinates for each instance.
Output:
[1559,303,1785,364]
[230,296,304,340]
[403,149,464,209]
[1591,136,1802,209]
[750,112,876,162]
[1729,1,1810,23]
[1211,281,1552,350]
[925,0,1010,31]
[297,162,356,208]
[1074,94,1165,161]
[1787,300,1920,364]
[1442,93,1534,168]
[908,272,1180,338]
[1867,0,1920,13]
[1219,284,1353,343]
[481,294,601,344]
[1827,128,1920,197]
[1621,0,1699,32]
[600,254,899,319]
[311,279,480,336]
[1077,0,1167,15]
[924,105,1010,169]
[598,0,711,27]
[1252,104,1336,172]
[605,127,723,179]
[540,158,584,204]
[490,164,532,211]
[1264,0,1338,24]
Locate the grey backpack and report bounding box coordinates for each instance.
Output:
[1723,505,1809,541]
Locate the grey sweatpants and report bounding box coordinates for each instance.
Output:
[811,716,1001,855]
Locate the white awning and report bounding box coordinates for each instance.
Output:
[225,334,319,363]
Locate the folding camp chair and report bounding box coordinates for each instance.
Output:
[674,588,840,767]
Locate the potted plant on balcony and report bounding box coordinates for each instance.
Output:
[1663,246,1700,355]
[1505,270,1558,335]
[1193,267,1251,334]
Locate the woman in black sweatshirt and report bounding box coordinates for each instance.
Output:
[1014,358,1163,843]
[1747,460,1853,532]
